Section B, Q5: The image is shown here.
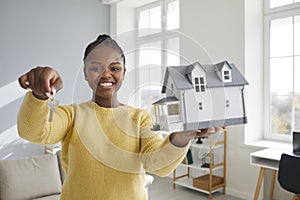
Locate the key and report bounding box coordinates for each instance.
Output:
[47,99,59,122]
[46,89,59,122]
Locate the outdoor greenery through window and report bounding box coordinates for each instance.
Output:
[136,0,180,110]
[265,0,300,139]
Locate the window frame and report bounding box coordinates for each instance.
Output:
[222,70,232,82]
[264,0,300,14]
[194,77,206,93]
[264,0,300,141]
[135,0,180,109]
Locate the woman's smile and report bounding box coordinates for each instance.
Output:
[98,80,115,89]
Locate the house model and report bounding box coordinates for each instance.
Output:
[152,61,249,132]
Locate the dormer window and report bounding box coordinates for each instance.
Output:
[222,70,232,82]
[194,77,205,93]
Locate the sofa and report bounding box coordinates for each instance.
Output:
[0,153,64,200]
[0,152,154,200]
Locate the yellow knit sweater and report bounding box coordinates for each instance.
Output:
[17,92,189,200]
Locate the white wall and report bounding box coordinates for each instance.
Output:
[110,3,137,105]
[244,0,265,143]
[0,0,110,159]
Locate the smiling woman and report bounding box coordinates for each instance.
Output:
[17,34,221,200]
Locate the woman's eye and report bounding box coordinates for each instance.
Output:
[89,67,102,72]
[111,66,120,72]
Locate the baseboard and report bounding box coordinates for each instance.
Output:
[226,187,263,200]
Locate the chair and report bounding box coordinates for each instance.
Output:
[278,153,300,200]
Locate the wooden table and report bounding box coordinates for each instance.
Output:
[250,148,291,200]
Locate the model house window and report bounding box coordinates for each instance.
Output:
[136,0,180,110]
[194,77,205,93]
[168,104,180,115]
[225,100,230,108]
[223,70,231,81]
[199,102,203,110]
[264,0,300,140]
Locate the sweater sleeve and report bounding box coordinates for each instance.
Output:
[139,110,190,177]
[17,92,74,145]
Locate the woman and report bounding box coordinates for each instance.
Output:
[17,34,221,199]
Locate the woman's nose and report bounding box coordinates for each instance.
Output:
[100,67,111,78]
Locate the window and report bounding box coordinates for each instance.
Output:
[226,100,230,108]
[264,0,300,140]
[136,0,180,110]
[168,104,180,115]
[199,102,203,110]
[223,70,231,81]
[194,77,205,93]
[171,83,174,91]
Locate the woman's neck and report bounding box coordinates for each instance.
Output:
[93,95,121,108]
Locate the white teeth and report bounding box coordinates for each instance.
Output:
[100,82,113,87]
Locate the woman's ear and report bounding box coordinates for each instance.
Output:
[123,68,126,80]
[83,68,88,81]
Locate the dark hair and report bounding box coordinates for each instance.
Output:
[83,34,126,66]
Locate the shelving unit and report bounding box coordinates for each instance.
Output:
[173,130,227,200]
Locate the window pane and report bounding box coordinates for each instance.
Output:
[270,17,293,57]
[167,37,180,65]
[139,85,162,110]
[167,0,179,30]
[149,6,161,31]
[168,104,179,115]
[200,77,204,84]
[139,10,149,29]
[270,0,293,8]
[270,57,293,93]
[200,85,205,92]
[138,42,162,89]
[139,41,162,66]
[295,16,300,56]
[295,56,300,93]
[271,95,293,135]
[294,96,300,130]
[138,6,161,36]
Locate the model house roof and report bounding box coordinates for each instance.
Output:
[153,96,179,105]
[162,61,248,93]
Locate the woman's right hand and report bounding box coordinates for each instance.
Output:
[18,66,63,100]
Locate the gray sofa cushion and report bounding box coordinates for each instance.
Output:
[0,154,62,200]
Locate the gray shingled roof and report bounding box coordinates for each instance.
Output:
[162,61,248,93]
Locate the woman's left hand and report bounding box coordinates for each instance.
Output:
[170,127,226,147]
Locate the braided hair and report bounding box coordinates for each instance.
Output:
[83,34,126,66]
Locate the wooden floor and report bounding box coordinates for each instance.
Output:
[148,175,244,200]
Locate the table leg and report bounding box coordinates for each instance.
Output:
[269,170,277,200]
[254,167,265,200]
